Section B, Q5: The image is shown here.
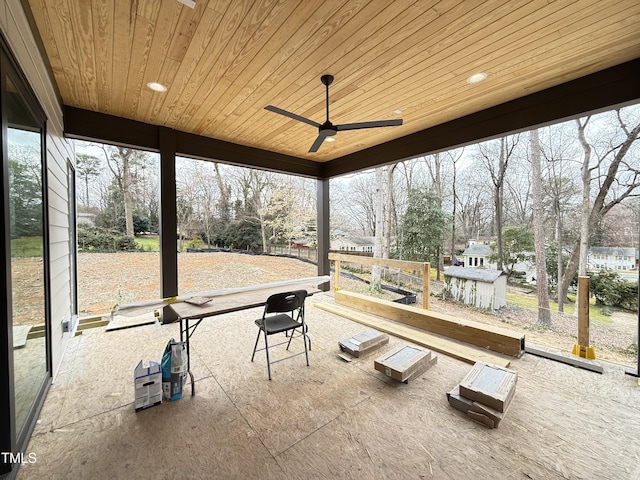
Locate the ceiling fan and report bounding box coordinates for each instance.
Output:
[265,74,403,153]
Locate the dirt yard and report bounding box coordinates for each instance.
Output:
[76,251,638,367]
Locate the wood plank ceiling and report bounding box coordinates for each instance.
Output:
[26,0,640,165]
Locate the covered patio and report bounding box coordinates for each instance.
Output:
[1,1,639,478]
[17,293,640,479]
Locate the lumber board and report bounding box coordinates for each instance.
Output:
[334,290,524,357]
[525,345,603,374]
[328,252,427,272]
[314,302,511,367]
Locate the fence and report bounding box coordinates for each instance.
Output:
[266,245,318,262]
[328,252,431,309]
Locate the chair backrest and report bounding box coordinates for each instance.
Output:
[264,290,307,315]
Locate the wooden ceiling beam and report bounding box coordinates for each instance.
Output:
[63,106,320,178]
[321,58,640,178]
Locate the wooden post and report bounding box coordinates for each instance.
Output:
[423,263,430,310]
[577,276,590,346]
[572,275,596,359]
[334,259,341,291]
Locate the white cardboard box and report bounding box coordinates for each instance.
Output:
[458,362,517,413]
[447,384,505,428]
[339,329,389,357]
[135,360,162,411]
[374,345,437,383]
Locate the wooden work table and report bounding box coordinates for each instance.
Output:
[169,283,321,395]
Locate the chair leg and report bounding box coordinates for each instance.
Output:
[285,324,311,350]
[302,329,310,367]
[304,324,311,351]
[263,329,272,380]
[251,328,261,362]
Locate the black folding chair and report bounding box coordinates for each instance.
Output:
[251,290,310,380]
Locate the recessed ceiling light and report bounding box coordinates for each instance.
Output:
[177,0,196,8]
[325,137,336,143]
[146,82,167,92]
[466,72,487,84]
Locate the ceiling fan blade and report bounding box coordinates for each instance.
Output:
[336,119,403,131]
[309,132,329,153]
[264,105,320,128]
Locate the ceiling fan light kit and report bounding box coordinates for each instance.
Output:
[265,74,403,152]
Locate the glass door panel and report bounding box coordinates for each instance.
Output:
[5,75,48,438]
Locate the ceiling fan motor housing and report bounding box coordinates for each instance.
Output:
[320,120,337,136]
[321,74,334,86]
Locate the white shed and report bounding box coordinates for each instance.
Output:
[443,266,507,311]
[462,243,497,269]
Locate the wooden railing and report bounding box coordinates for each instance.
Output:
[328,253,431,309]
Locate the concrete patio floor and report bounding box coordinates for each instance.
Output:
[15,293,640,480]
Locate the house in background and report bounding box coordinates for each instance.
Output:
[588,247,638,271]
[443,266,507,311]
[468,237,493,246]
[331,236,375,254]
[289,239,310,249]
[77,212,96,227]
[462,243,497,270]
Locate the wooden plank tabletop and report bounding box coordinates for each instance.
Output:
[170,284,320,320]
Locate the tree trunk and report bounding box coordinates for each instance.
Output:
[556,208,564,313]
[577,120,591,279]
[451,155,458,267]
[530,129,551,325]
[120,148,135,237]
[383,165,395,261]
[371,167,385,292]
[431,153,445,280]
[495,138,506,271]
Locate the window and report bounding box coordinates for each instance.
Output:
[0,42,50,474]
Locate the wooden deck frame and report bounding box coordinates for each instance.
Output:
[334,290,525,358]
[328,253,430,309]
[315,301,511,367]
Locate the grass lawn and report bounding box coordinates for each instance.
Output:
[11,237,43,257]
[135,236,160,252]
[506,290,614,324]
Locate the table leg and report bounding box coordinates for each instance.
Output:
[186,319,195,396]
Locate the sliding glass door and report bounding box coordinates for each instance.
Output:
[1,40,50,475]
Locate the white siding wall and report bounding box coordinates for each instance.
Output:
[446,277,507,310]
[1,0,75,376]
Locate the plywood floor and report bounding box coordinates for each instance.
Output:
[17,293,640,480]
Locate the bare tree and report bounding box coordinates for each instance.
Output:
[443,149,465,265]
[539,124,581,312]
[372,167,386,291]
[424,153,446,279]
[233,169,275,252]
[265,176,316,248]
[530,129,551,325]
[560,108,640,302]
[75,153,101,207]
[503,160,533,227]
[370,164,399,291]
[189,162,221,247]
[213,162,232,225]
[100,145,145,236]
[477,136,521,270]
[457,157,496,241]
